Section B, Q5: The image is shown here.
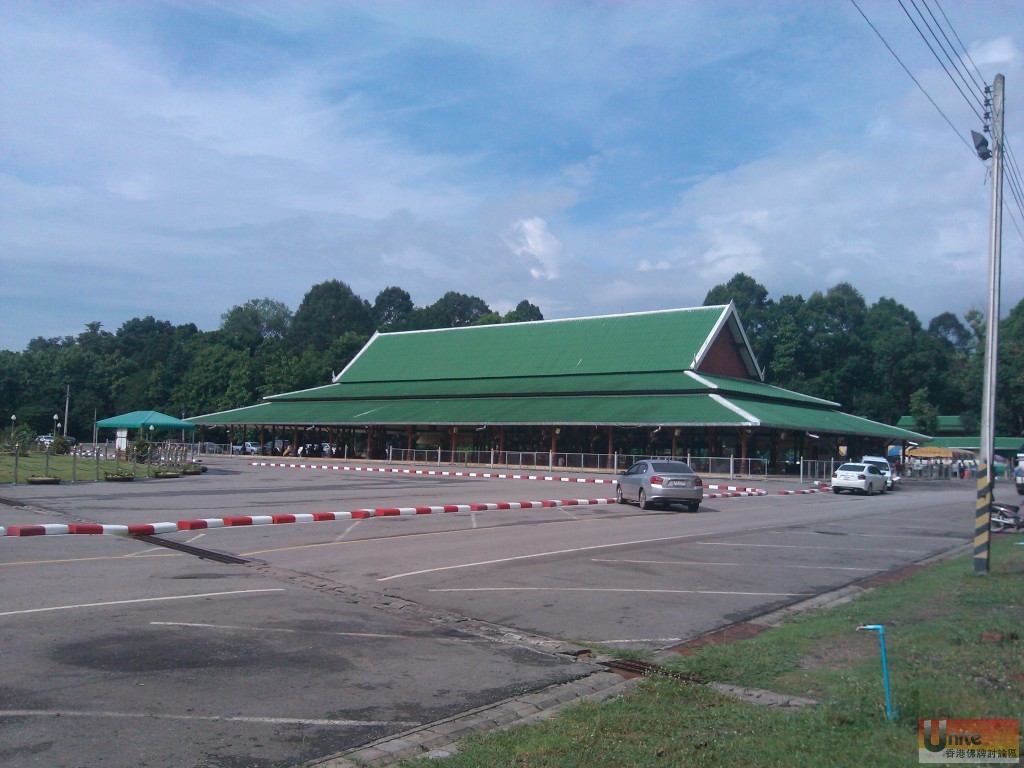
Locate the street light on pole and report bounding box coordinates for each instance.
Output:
[9,414,15,444]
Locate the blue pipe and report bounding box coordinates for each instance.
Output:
[858,624,895,720]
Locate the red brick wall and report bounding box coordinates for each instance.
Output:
[697,330,749,378]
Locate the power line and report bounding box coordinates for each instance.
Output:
[918,0,987,97]
[849,0,977,156]
[850,0,1024,244]
[932,0,989,92]
[1000,138,1024,240]
[897,0,986,121]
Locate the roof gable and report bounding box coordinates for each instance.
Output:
[335,304,762,385]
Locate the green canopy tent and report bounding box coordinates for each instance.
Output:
[96,411,196,431]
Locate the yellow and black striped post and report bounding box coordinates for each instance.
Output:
[974,461,990,574]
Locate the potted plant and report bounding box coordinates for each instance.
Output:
[26,475,61,485]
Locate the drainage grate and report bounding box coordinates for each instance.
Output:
[597,658,703,683]
[133,534,250,565]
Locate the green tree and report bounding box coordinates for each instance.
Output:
[372,286,415,331]
[858,298,937,423]
[291,280,373,352]
[704,273,775,365]
[909,387,940,437]
[997,297,1024,436]
[503,300,544,324]
[220,298,293,352]
[797,283,868,406]
[414,292,492,329]
[176,345,254,414]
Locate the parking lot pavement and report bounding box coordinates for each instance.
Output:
[0,463,977,767]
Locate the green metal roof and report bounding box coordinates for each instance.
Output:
[270,371,707,401]
[694,373,838,407]
[337,306,733,383]
[924,435,1024,451]
[722,398,928,440]
[188,304,917,442]
[191,392,925,440]
[192,394,749,427]
[271,371,832,406]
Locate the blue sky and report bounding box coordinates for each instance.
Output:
[2,1,1023,352]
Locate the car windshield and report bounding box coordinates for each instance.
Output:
[649,461,694,474]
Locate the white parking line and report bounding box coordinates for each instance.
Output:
[0,589,286,617]
[377,532,708,581]
[151,621,406,639]
[429,587,814,597]
[0,709,418,727]
[334,520,362,542]
[591,558,877,572]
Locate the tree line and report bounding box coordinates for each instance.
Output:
[703,273,1024,440]
[1,274,1022,443]
[0,283,542,442]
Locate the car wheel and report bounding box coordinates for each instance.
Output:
[639,489,650,510]
[615,485,624,504]
[686,501,700,512]
[866,483,875,496]
[832,487,841,494]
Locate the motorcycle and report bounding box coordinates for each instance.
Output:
[990,500,1023,533]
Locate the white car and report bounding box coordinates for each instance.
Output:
[832,463,886,495]
[861,455,897,490]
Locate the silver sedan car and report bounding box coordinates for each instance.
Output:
[615,459,704,511]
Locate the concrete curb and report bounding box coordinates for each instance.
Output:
[309,670,637,768]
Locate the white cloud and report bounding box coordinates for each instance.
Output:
[503,217,565,280]
[0,1,1022,351]
[970,36,1018,66]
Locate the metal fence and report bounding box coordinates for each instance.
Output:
[3,441,199,484]
[387,448,768,479]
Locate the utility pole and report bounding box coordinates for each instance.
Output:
[975,73,1004,576]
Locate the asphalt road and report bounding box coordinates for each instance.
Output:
[0,460,981,767]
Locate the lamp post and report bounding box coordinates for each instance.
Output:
[147,425,154,477]
[9,414,15,444]
[53,413,58,439]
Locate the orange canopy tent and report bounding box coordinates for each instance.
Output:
[905,445,975,460]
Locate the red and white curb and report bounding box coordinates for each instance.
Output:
[1,479,823,538]
[2,498,616,537]
[249,461,618,483]
[248,462,781,496]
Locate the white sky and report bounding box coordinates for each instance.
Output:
[2,0,1023,351]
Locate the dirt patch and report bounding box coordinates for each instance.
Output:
[667,621,772,657]
[796,636,876,671]
[858,563,924,587]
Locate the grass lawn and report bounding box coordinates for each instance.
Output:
[0,452,147,483]
[405,538,1024,768]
